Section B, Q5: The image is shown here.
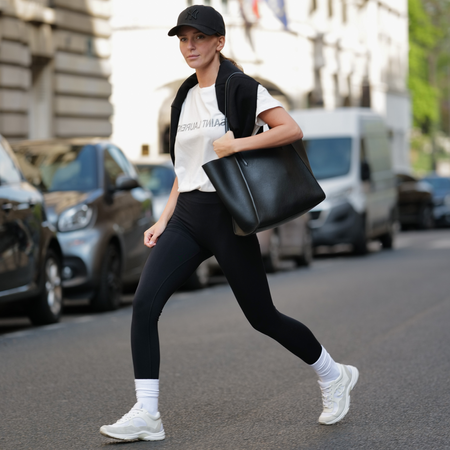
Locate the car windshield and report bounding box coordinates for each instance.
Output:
[422,177,450,192]
[14,144,98,192]
[136,165,175,196]
[303,137,352,180]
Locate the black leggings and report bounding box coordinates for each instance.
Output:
[131,190,322,379]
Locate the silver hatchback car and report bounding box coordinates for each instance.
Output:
[13,139,154,311]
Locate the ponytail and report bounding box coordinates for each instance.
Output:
[219,52,244,72]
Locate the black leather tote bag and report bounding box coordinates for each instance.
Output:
[202,75,325,236]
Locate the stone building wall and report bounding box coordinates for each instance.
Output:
[0,0,112,142]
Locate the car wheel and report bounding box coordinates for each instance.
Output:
[353,215,368,255]
[263,231,281,273]
[183,260,210,290]
[295,226,313,267]
[379,218,396,250]
[90,244,122,312]
[28,249,63,325]
[418,204,434,229]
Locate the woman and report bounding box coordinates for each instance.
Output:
[100,5,358,442]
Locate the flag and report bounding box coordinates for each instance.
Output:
[265,0,288,29]
[252,0,260,18]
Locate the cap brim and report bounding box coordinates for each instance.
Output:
[168,23,219,36]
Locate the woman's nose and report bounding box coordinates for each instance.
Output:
[187,38,195,49]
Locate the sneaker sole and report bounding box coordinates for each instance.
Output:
[100,427,165,441]
[319,365,359,426]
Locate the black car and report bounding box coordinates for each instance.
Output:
[12,139,154,311]
[421,174,450,227]
[0,135,63,325]
[396,173,434,229]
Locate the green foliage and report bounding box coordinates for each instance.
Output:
[408,0,441,132]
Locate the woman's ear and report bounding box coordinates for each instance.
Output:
[217,36,225,52]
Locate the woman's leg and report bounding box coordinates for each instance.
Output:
[131,227,209,379]
[213,233,323,364]
[100,227,209,441]
[211,225,358,426]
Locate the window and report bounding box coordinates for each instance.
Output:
[13,144,97,192]
[105,145,137,186]
[304,137,352,180]
[310,0,317,14]
[328,0,333,17]
[222,0,228,12]
[0,142,22,186]
[342,0,347,22]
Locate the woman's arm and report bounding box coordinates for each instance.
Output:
[144,176,180,248]
[213,107,303,158]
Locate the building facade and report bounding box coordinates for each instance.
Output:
[110,0,410,171]
[0,0,112,143]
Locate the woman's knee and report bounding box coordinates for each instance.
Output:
[246,310,279,336]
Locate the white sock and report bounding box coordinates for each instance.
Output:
[310,346,340,384]
[134,379,159,415]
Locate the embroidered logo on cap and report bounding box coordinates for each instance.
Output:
[186,9,198,20]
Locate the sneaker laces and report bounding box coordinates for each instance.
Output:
[319,383,333,409]
[115,408,143,424]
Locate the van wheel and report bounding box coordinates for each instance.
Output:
[380,220,395,249]
[28,249,63,325]
[184,260,210,290]
[263,231,281,273]
[90,244,122,312]
[353,216,368,255]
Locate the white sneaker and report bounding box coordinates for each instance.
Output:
[318,363,359,425]
[100,404,165,441]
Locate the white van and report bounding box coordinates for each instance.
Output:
[290,108,397,254]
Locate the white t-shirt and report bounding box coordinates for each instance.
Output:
[175,84,283,192]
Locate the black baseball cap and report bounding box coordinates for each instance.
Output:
[168,5,226,37]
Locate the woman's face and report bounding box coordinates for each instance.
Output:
[177,26,224,71]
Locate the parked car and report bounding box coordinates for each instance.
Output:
[12,139,154,311]
[256,216,313,273]
[0,135,63,325]
[421,174,450,227]
[396,173,434,229]
[135,158,313,281]
[290,108,397,255]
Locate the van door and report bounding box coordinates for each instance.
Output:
[361,119,395,236]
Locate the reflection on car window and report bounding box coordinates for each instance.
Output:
[304,137,352,180]
[14,144,98,192]
[136,165,175,196]
[0,142,22,185]
[107,145,137,179]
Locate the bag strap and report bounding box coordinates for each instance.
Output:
[224,72,242,133]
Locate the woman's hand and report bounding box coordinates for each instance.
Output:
[144,220,167,248]
[213,130,235,158]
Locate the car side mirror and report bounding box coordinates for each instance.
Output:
[115,175,140,190]
[361,161,371,181]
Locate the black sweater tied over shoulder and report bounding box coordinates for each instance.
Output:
[169,60,260,164]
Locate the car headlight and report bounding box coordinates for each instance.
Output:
[58,204,94,232]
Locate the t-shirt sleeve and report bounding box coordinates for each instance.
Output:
[255,84,284,127]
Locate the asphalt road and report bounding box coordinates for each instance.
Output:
[1,229,449,450]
